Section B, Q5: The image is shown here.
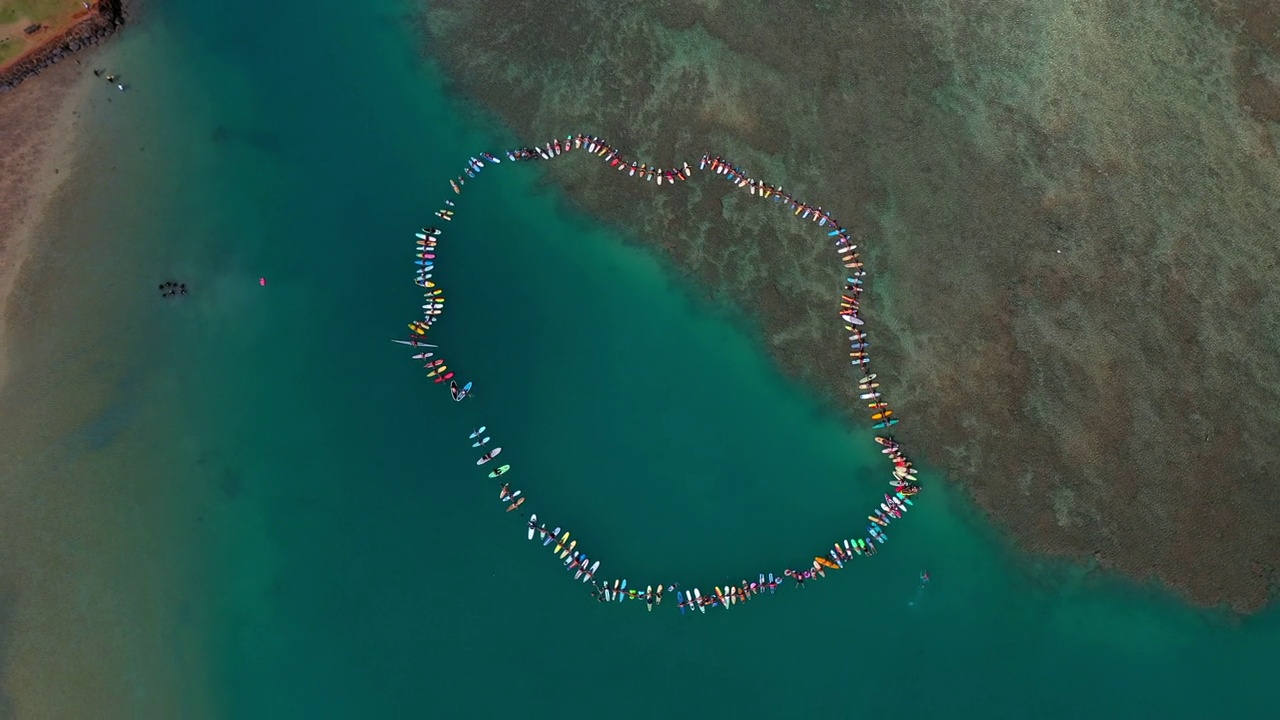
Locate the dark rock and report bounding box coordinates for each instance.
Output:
[0,0,127,93]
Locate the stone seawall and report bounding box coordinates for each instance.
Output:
[0,1,125,94]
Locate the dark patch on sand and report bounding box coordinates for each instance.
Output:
[418,0,1280,611]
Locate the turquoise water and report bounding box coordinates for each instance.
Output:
[3,0,1275,716]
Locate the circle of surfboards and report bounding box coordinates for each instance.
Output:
[396,136,922,613]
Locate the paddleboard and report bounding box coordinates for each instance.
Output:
[560,540,577,560]
[871,411,893,421]
[873,419,899,428]
[470,437,490,448]
[526,515,538,540]
[488,464,510,478]
[506,497,524,512]
[477,447,503,465]
[543,526,559,547]
[469,426,487,439]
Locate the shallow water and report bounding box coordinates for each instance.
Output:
[0,0,1275,716]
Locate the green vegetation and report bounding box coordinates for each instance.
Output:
[0,0,82,26]
[0,38,17,65]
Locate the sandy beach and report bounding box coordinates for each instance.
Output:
[0,33,216,717]
[0,53,94,387]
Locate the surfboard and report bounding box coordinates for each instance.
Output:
[560,540,577,560]
[527,514,538,540]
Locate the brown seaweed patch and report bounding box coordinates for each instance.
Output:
[420,0,1280,611]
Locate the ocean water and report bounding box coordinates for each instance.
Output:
[0,0,1275,716]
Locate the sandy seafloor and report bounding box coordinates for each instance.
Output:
[0,0,1276,717]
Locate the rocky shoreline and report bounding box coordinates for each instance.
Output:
[0,0,125,94]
